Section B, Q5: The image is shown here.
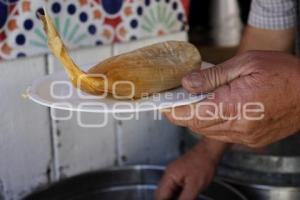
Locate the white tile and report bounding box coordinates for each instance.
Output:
[113,31,188,55]
[56,112,116,178]
[0,56,51,199]
[112,32,188,165]
[116,112,184,165]
[47,45,116,178]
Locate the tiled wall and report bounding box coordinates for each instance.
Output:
[0,31,187,200]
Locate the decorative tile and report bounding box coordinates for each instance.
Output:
[0,0,189,60]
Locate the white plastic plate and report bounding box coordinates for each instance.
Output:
[27,62,213,113]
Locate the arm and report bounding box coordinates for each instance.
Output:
[157,1,297,199]
[238,25,295,53]
[155,138,229,200]
[239,0,296,53]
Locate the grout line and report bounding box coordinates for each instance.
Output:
[49,115,60,181]
[45,54,60,181]
[114,119,124,166]
[111,44,124,166]
[111,43,115,57]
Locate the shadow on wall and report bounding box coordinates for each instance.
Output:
[0,180,4,200]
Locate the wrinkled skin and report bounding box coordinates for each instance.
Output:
[155,139,225,200]
[164,51,300,148]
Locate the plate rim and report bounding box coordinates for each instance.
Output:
[27,62,213,113]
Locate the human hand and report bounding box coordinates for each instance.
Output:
[155,139,228,200]
[164,51,300,148]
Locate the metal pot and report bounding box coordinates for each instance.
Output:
[218,133,300,200]
[184,130,300,200]
[220,177,300,200]
[218,151,300,200]
[24,165,247,200]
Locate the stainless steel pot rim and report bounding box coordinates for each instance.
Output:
[98,183,245,200]
[222,152,300,174]
[214,178,248,200]
[96,165,166,172]
[98,184,215,200]
[222,177,300,191]
[96,165,247,200]
[99,184,157,192]
[100,165,247,200]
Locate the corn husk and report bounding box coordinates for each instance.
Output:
[39,9,202,99]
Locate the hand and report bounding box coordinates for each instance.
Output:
[155,139,228,200]
[164,51,300,148]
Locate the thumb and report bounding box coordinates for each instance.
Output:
[182,56,250,94]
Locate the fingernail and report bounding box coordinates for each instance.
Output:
[184,72,202,88]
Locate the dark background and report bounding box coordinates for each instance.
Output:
[188,0,252,63]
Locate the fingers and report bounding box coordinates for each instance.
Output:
[202,132,241,144]
[165,79,247,137]
[163,104,195,127]
[155,173,180,200]
[163,97,225,131]
[155,169,209,200]
[182,55,252,94]
[178,179,203,200]
[204,134,236,143]
[182,66,224,94]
